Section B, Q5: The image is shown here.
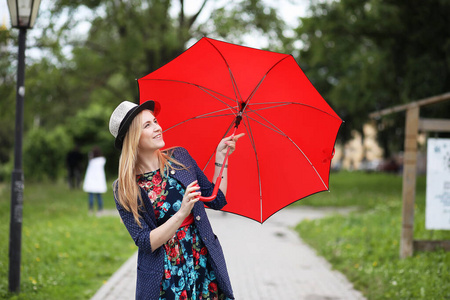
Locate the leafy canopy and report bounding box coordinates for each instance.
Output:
[295,0,450,154]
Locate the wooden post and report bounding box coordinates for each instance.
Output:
[369,93,450,257]
[400,105,420,258]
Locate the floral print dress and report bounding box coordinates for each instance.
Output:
[137,169,230,300]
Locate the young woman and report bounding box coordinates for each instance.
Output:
[109,100,243,300]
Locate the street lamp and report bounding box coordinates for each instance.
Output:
[7,0,42,294]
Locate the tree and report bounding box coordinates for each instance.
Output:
[1,0,291,179]
[0,25,18,179]
[295,0,450,156]
[48,0,291,103]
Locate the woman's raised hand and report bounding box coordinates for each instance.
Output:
[216,133,245,158]
[178,180,201,218]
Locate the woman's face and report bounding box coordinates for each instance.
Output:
[138,110,165,152]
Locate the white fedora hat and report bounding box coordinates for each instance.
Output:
[109,100,160,149]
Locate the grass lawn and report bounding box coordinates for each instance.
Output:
[0,180,136,300]
[295,171,450,299]
[2,172,449,299]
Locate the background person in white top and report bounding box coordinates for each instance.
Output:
[83,146,107,214]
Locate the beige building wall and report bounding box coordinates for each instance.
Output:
[332,122,384,171]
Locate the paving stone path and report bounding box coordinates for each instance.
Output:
[91,207,366,300]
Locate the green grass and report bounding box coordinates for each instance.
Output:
[0,181,136,299]
[297,171,412,209]
[295,171,450,299]
[2,172,449,299]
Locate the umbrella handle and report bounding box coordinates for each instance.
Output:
[198,146,231,202]
[199,129,236,202]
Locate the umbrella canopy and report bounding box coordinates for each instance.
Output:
[138,37,342,223]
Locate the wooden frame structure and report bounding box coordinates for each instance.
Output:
[369,92,450,258]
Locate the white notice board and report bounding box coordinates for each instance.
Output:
[426,138,450,230]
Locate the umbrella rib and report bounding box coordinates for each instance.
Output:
[249,102,342,121]
[194,113,236,120]
[244,115,285,136]
[245,110,329,191]
[227,69,243,107]
[245,55,291,105]
[139,78,238,107]
[204,38,243,106]
[242,113,264,223]
[197,86,236,109]
[164,108,237,132]
[245,74,267,105]
[244,105,288,136]
[286,136,329,190]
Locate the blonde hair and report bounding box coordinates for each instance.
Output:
[114,111,186,227]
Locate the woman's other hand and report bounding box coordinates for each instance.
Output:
[150,180,200,252]
[178,181,201,218]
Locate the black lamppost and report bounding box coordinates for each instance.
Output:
[7,0,42,294]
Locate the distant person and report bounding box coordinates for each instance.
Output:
[66,145,83,189]
[83,146,107,214]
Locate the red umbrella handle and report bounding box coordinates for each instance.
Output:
[199,128,237,202]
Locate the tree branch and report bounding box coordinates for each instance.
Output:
[179,0,185,27]
[189,0,208,27]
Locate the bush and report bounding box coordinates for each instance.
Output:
[23,126,73,181]
[21,102,120,182]
[67,102,120,177]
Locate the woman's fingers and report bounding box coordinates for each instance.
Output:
[233,133,245,141]
[187,183,200,193]
[224,133,245,154]
[186,181,199,190]
[185,181,201,202]
[177,181,202,219]
[219,133,246,154]
[188,191,201,200]
[189,193,201,202]
[226,132,245,141]
[187,180,198,187]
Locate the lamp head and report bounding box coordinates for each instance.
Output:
[7,0,42,29]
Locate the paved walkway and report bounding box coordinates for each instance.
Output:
[91,207,366,300]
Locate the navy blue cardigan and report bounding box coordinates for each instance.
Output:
[114,147,234,299]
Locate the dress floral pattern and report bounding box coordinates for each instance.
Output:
[137,169,230,300]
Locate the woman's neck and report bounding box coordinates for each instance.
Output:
[136,150,160,174]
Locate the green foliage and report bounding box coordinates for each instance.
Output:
[0,181,135,299]
[0,116,14,179]
[296,0,450,151]
[25,59,78,129]
[0,159,13,183]
[0,28,17,170]
[23,126,72,181]
[206,0,290,50]
[1,0,291,182]
[67,102,120,176]
[21,101,122,180]
[295,171,450,299]
[68,103,111,147]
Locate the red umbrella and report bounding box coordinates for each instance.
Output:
[138,37,342,223]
